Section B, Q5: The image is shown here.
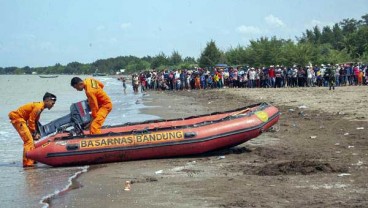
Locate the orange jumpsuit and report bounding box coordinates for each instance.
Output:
[195,76,201,89]
[84,78,112,134]
[8,102,44,167]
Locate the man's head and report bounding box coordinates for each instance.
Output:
[43,92,57,110]
[71,77,84,91]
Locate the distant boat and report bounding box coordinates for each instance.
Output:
[92,73,107,77]
[39,75,59,78]
[92,69,108,76]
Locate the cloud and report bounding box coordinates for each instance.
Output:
[120,22,131,30]
[305,19,334,29]
[236,25,262,35]
[265,15,285,27]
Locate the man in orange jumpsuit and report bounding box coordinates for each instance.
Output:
[71,77,112,134]
[8,92,57,167]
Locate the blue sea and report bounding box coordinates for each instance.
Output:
[0,75,158,208]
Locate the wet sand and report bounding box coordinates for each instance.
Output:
[53,86,368,208]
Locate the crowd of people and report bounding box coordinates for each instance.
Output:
[121,63,367,92]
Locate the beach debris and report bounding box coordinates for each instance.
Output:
[217,156,226,160]
[288,109,295,112]
[356,127,364,130]
[356,161,363,166]
[268,125,280,132]
[338,173,351,177]
[298,105,307,109]
[186,161,196,165]
[343,133,349,136]
[348,146,354,149]
[171,166,185,172]
[168,161,197,173]
[310,136,317,139]
[124,181,131,191]
[208,101,212,104]
[338,112,345,115]
[155,170,163,175]
[310,183,348,190]
[335,143,340,146]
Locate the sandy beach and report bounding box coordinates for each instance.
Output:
[52,86,368,208]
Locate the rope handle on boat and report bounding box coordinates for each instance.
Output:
[131,128,151,134]
[228,103,269,118]
[228,108,250,117]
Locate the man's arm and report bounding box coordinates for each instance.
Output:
[87,92,99,118]
[28,105,41,134]
[95,79,104,89]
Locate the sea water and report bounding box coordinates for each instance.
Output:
[0,75,158,208]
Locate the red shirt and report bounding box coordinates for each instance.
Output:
[268,68,275,78]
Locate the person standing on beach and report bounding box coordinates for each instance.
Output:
[325,64,336,90]
[122,76,127,93]
[118,76,127,91]
[8,92,57,167]
[71,77,112,134]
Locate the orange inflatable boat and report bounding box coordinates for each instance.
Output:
[28,102,280,167]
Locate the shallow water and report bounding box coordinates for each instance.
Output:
[0,75,158,208]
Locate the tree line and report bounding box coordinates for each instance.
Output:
[1,14,367,75]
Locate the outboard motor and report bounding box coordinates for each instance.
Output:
[38,100,92,138]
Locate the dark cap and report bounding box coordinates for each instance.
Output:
[43,92,57,101]
[71,77,83,86]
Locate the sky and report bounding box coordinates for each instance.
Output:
[0,0,367,68]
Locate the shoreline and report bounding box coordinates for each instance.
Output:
[40,166,89,208]
[51,86,368,208]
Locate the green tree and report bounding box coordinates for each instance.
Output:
[325,49,351,64]
[331,23,344,50]
[278,40,298,66]
[169,50,182,66]
[198,40,222,67]
[22,66,32,74]
[4,67,17,74]
[340,18,360,35]
[320,26,334,44]
[246,36,288,66]
[15,68,24,74]
[361,14,368,25]
[312,26,322,44]
[225,46,246,65]
[183,56,197,64]
[345,26,368,59]
[151,52,168,69]
[65,62,83,74]
[292,43,316,66]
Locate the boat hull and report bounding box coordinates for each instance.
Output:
[28,103,280,167]
[39,75,59,78]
